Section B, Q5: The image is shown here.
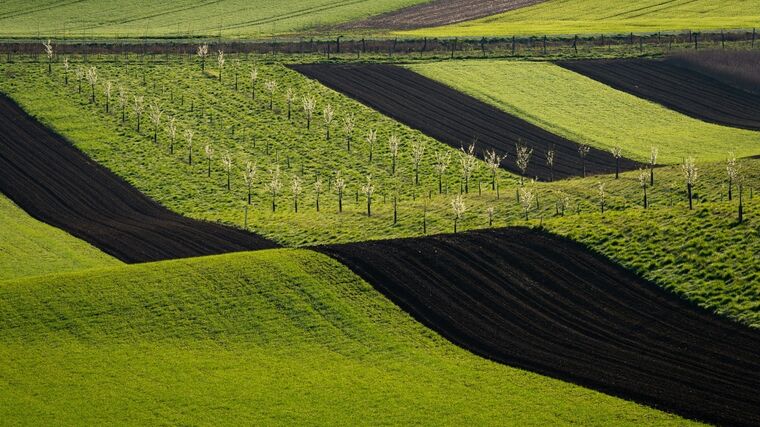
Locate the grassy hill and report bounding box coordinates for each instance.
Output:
[409,60,760,163]
[0,194,119,281]
[0,0,423,39]
[0,248,692,425]
[400,0,760,37]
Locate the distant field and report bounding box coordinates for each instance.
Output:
[410,61,760,163]
[0,194,119,281]
[0,249,690,425]
[0,0,423,38]
[400,0,760,37]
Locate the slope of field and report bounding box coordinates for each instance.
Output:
[0,249,691,425]
[557,59,760,131]
[319,228,760,426]
[667,50,760,95]
[292,63,637,180]
[0,194,120,281]
[410,61,760,163]
[336,0,546,31]
[0,94,278,263]
[0,0,426,38]
[544,198,760,328]
[400,0,760,37]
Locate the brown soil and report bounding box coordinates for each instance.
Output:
[318,227,760,426]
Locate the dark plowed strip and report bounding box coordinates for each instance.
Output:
[558,59,760,131]
[0,94,278,263]
[291,63,638,180]
[336,0,546,31]
[317,228,760,426]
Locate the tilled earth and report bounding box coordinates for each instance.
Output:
[558,58,760,131]
[335,0,546,31]
[291,63,639,181]
[318,227,760,426]
[0,94,278,263]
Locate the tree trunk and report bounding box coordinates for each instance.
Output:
[615,158,619,179]
[367,196,371,217]
[643,187,648,209]
[650,167,655,186]
[728,178,733,201]
[316,195,320,212]
[339,193,343,213]
[438,174,442,194]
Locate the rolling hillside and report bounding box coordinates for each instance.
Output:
[0,249,690,425]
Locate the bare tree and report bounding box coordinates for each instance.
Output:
[366,129,377,163]
[515,142,533,185]
[221,153,233,190]
[264,79,277,110]
[148,101,162,144]
[434,150,451,194]
[117,85,127,123]
[519,187,535,220]
[103,81,112,114]
[314,178,323,211]
[285,87,295,119]
[487,206,495,227]
[42,39,53,74]
[267,165,282,212]
[484,149,505,192]
[727,152,738,201]
[197,44,209,72]
[302,95,316,129]
[217,50,225,82]
[62,57,69,85]
[166,116,177,154]
[610,146,622,179]
[638,168,649,209]
[132,95,144,132]
[291,176,303,212]
[649,146,658,186]
[243,160,257,205]
[411,140,425,185]
[335,171,346,213]
[323,104,335,140]
[578,144,590,178]
[458,143,478,194]
[361,175,374,216]
[204,143,214,177]
[554,191,570,216]
[249,66,258,100]
[597,182,606,214]
[85,66,97,103]
[546,144,555,182]
[75,66,84,94]
[342,113,355,151]
[682,156,698,210]
[451,194,466,232]
[184,128,194,165]
[232,59,240,90]
[388,134,400,174]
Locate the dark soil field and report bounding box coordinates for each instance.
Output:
[336,0,546,31]
[0,94,278,263]
[667,50,760,95]
[558,58,760,131]
[292,64,637,180]
[318,227,760,426]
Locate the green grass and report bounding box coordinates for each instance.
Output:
[0,194,120,281]
[0,248,693,425]
[409,60,760,163]
[399,0,760,37]
[0,0,426,39]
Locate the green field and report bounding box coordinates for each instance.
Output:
[410,60,760,163]
[0,194,119,281]
[0,248,693,425]
[0,0,423,39]
[400,0,760,37]
[1,57,758,328]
